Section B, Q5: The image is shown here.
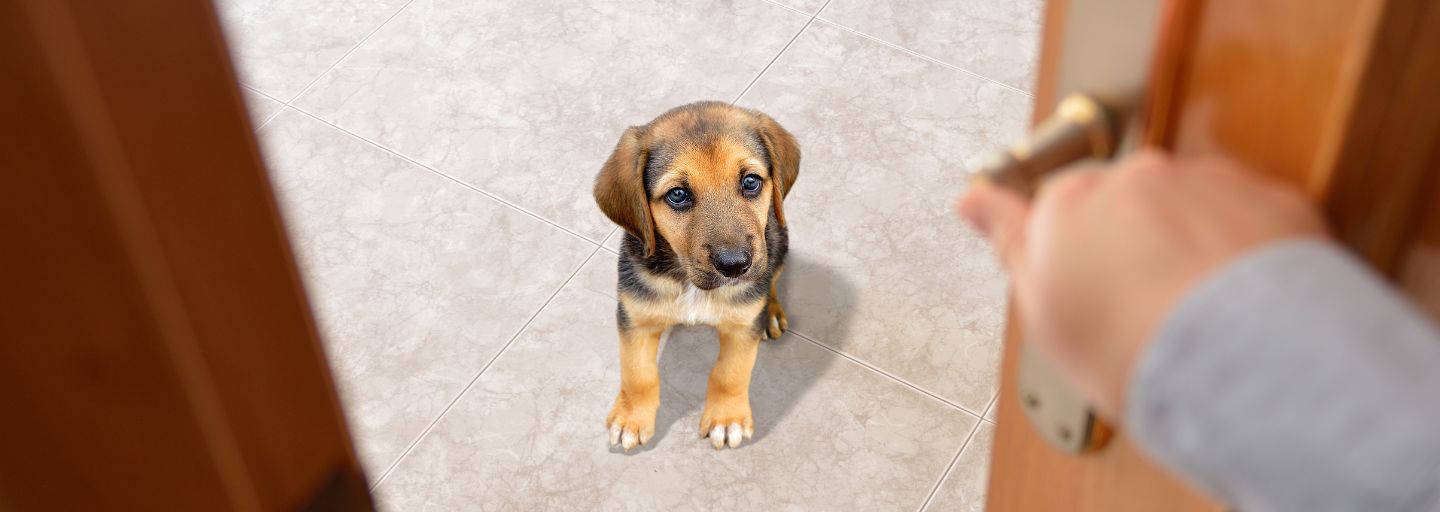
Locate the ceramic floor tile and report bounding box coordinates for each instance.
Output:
[601,228,626,254]
[294,0,810,242]
[257,110,596,479]
[924,422,995,512]
[572,250,621,301]
[767,0,829,15]
[374,257,977,510]
[820,0,1043,91]
[241,88,284,128]
[738,22,1031,412]
[216,0,411,100]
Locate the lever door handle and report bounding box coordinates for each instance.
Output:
[976,93,1119,198]
[975,93,1126,454]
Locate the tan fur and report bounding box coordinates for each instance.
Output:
[618,279,766,331]
[597,102,799,451]
[701,324,761,437]
[764,265,788,339]
[649,137,773,285]
[606,327,662,447]
[755,113,800,228]
[594,127,657,256]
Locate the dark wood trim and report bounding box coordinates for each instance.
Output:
[1140,0,1203,148]
[1030,0,1068,120]
[1,0,370,509]
[1320,0,1440,273]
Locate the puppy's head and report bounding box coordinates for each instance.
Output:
[595,102,799,290]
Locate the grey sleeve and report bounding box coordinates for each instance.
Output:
[1127,238,1440,512]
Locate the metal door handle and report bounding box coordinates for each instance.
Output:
[976,94,1119,197]
[975,93,1124,454]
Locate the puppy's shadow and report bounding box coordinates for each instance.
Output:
[643,253,858,449]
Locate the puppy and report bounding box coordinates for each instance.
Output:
[593,101,799,451]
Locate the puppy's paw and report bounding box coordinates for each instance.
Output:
[606,394,657,452]
[700,396,754,449]
[764,297,788,340]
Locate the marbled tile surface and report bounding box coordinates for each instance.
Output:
[601,228,625,255]
[221,0,1040,507]
[293,0,811,242]
[374,256,977,510]
[821,0,1044,91]
[217,0,411,100]
[258,110,595,479]
[768,0,830,16]
[925,422,996,511]
[740,21,1031,414]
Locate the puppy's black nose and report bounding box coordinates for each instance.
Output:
[710,249,752,278]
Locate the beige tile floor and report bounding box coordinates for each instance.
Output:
[222,1,1038,509]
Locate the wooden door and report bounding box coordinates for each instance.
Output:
[986,0,1440,510]
[0,0,373,509]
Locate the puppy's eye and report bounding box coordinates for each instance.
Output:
[741,174,763,196]
[665,187,692,208]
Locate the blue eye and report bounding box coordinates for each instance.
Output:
[665,188,691,208]
[741,174,762,195]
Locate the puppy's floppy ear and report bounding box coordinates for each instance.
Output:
[755,113,800,228]
[594,126,657,256]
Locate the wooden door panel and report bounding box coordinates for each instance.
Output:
[988,0,1222,509]
[1162,0,1375,192]
[1,0,371,509]
[64,2,361,504]
[987,0,1440,509]
[988,317,1218,512]
[1399,144,1440,317]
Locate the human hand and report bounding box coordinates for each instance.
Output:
[958,150,1327,419]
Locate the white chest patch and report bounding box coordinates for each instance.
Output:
[675,284,726,326]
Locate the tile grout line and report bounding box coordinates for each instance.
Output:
[917,418,984,512]
[281,0,419,106]
[731,0,832,104]
[598,226,620,254]
[813,18,1034,98]
[757,0,813,17]
[598,226,620,255]
[285,106,607,246]
[369,244,606,490]
[242,85,287,129]
[788,330,985,418]
[981,392,998,424]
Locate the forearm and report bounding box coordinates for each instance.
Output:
[1128,239,1440,512]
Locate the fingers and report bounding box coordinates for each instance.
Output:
[1034,165,1104,213]
[959,162,1111,284]
[958,178,1031,273]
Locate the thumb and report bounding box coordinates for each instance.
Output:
[958,178,1030,274]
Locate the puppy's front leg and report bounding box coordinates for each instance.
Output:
[607,323,662,451]
[764,264,788,340]
[701,322,761,449]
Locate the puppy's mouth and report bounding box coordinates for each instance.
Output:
[688,263,762,290]
[691,274,742,291]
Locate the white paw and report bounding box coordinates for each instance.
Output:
[706,422,753,449]
[608,420,653,452]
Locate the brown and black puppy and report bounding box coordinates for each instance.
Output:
[593,101,799,451]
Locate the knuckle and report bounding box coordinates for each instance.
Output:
[1039,167,1101,208]
[1113,150,1173,185]
[1125,149,1172,171]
